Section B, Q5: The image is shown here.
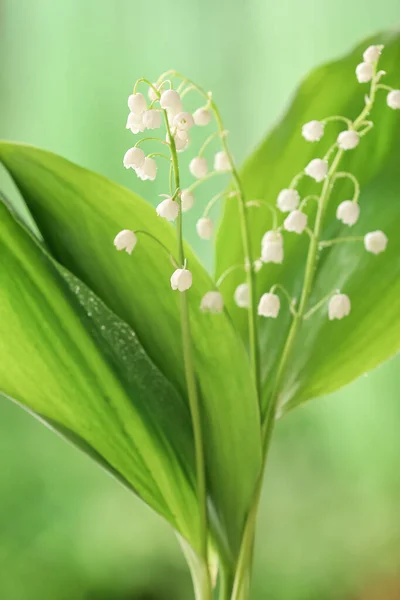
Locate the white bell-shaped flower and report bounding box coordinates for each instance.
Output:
[337,130,360,150]
[160,89,182,112]
[257,293,280,318]
[174,130,190,153]
[114,230,137,255]
[356,62,373,83]
[156,197,179,222]
[126,112,146,134]
[196,217,214,240]
[363,45,383,64]
[181,190,195,212]
[128,93,147,115]
[193,108,211,126]
[190,156,208,179]
[173,112,194,131]
[284,210,307,234]
[302,120,324,142]
[277,189,300,212]
[364,230,388,254]
[170,268,192,292]
[305,158,328,182]
[234,283,249,308]
[253,259,263,273]
[387,90,400,110]
[336,201,360,226]
[136,157,157,181]
[214,151,231,172]
[261,231,284,264]
[142,109,162,130]
[328,294,351,320]
[123,147,145,169]
[200,291,224,313]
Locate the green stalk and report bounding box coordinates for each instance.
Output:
[164,113,212,600]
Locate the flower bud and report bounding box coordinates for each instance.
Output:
[148,82,161,102]
[234,283,249,308]
[364,230,388,254]
[336,200,360,226]
[142,109,162,130]
[305,158,328,182]
[114,230,137,254]
[337,130,360,150]
[196,217,214,240]
[172,129,190,153]
[156,197,179,221]
[302,120,324,142]
[214,151,231,172]
[160,89,182,112]
[261,231,284,264]
[328,294,351,320]
[257,293,280,318]
[126,112,146,134]
[387,90,400,110]
[170,268,192,292]
[173,112,194,131]
[200,291,224,313]
[123,147,145,169]
[277,189,300,212]
[136,157,157,181]
[283,210,307,234]
[363,45,383,64]
[356,62,373,83]
[193,107,211,126]
[253,259,263,273]
[190,156,208,179]
[181,189,195,212]
[128,93,147,115]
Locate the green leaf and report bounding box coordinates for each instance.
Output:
[0,144,261,559]
[0,199,200,547]
[215,32,400,414]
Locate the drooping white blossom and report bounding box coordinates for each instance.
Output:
[173,112,194,131]
[196,217,214,240]
[126,112,146,134]
[283,210,307,234]
[136,157,157,181]
[387,90,400,110]
[234,283,250,308]
[142,109,162,130]
[156,197,179,221]
[173,130,190,153]
[160,89,182,113]
[190,156,208,179]
[364,230,388,254]
[302,120,325,142]
[193,107,211,126]
[363,45,383,64]
[277,189,300,212]
[128,93,147,115]
[337,130,360,150]
[253,259,263,273]
[261,231,284,264]
[356,62,374,83]
[328,294,351,320]
[181,189,195,212]
[170,268,192,292]
[123,147,145,169]
[214,151,231,172]
[257,293,280,318]
[200,291,224,313]
[114,230,137,254]
[305,158,328,182]
[336,201,360,226]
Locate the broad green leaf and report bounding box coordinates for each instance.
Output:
[215,32,400,414]
[0,145,261,559]
[0,199,200,547]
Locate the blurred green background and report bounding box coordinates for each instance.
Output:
[1,1,400,598]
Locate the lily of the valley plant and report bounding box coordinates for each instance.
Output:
[1,35,400,600]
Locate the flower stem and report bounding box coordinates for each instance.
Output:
[164,112,212,599]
